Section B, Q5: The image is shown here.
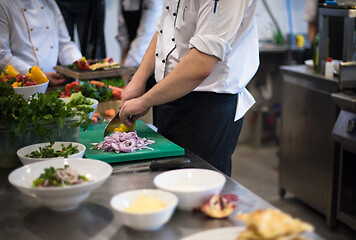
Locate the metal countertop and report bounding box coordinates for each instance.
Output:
[0,150,325,240]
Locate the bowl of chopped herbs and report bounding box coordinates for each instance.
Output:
[0,81,93,168]
[17,142,86,165]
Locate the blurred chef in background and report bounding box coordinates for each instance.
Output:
[119,0,259,176]
[56,0,106,59]
[117,0,163,69]
[0,0,82,86]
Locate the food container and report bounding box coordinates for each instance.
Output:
[0,117,81,168]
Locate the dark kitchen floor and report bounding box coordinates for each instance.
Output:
[231,142,356,240]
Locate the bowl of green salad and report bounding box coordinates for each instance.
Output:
[8,158,112,211]
[60,92,98,120]
[17,142,86,165]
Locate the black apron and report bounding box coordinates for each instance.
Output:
[152,88,244,177]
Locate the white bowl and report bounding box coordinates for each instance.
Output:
[8,158,112,211]
[13,81,49,99]
[154,169,226,211]
[17,142,86,165]
[60,97,98,119]
[110,189,178,231]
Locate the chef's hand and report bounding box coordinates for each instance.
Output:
[119,97,149,127]
[45,72,66,86]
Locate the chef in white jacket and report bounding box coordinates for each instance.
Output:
[120,0,259,176]
[0,0,82,86]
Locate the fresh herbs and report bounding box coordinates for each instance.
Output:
[32,165,89,188]
[25,142,79,158]
[0,82,93,139]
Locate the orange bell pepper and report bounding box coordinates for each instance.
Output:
[0,65,19,80]
[26,66,48,84]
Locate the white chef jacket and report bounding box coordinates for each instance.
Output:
[117,0,163,67]
[0,0,82,74]
[155,0,259,121]
[302,0,318,24]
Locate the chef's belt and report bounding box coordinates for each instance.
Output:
[122,1,143,44]
[154,91,243,176]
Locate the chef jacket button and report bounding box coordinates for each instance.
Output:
[160,30,163,33]
[172,38,175,42]
[162,60,165,63]
[23,9,27,12]
[156,53,158,57]
[50,46,53,49]
[30,28,33,31]
[166,6,169,10]
[35,48,39,51]
[173,12,176,16]
[46,26,49,29]
[41,6,44,9]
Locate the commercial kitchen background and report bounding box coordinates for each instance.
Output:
[102,0,308,62]
[96,1,356,239]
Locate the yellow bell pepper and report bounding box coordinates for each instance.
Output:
[0,65,19,80]
[12,82,20,88]
[113,122,136,133]
[26,66,48,84]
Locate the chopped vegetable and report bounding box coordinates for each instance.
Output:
[25,142,79,158]
[32,165,89,188]
[104,109,116,117]
[91,130,154,153]
[114,122,136,133]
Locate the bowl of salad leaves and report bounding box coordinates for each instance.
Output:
[8,158,112,211]
[17,142,86,165]
[60,92,98,120]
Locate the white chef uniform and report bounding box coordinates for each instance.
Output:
[155,0,259,121]
[117,0,163,67]
[0,0,82,74]
[151,0,259,176]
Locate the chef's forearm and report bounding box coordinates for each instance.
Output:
[141,48,219,107]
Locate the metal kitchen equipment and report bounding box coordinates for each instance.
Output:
[332,91,356,231]
[318,5,356,73]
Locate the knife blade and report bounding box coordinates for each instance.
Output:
[104,110,122,137]
[112,157,190,174]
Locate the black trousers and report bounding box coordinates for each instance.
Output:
[153,91,244,176]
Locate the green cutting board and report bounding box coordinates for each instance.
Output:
[80,121,185,163]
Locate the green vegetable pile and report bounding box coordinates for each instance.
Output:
[25,142,79,158]
[78,81,112,102]
[0,82,94,140]
[66,92,94,109]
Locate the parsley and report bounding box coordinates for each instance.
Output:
[0,82,93,140]
[25,142,79,158]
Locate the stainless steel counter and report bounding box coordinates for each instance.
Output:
[0,150,325,240]
[280,65,339,227]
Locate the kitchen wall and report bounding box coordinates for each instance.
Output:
[103,0,309,62]
[256,0,308,42]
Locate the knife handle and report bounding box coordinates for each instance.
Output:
[149,158,190,171]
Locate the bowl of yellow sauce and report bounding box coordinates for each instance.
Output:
[110,189,178,231]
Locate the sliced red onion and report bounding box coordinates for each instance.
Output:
[92,130,154,153]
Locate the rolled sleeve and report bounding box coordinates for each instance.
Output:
[189,35,231,61]
[188,0,248,61]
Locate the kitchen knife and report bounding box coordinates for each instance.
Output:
[112,157,190,174]
[104,110,122,137]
